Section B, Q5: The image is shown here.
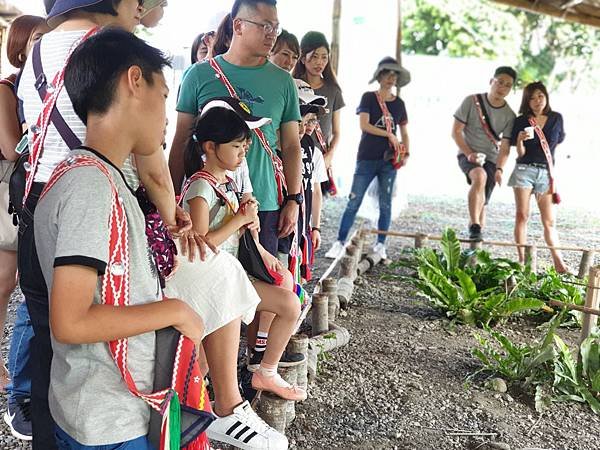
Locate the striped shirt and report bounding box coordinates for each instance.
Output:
[17,30,88,184]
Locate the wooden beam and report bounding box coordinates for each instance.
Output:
[490,0,600,28]
[330,0,342,74]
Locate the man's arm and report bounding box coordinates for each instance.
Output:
[451,119,478,164]
[50,265,204,347]
[494,138,511,185]
[168,112,195,195]
[278,120,302,238]
[136,149,176,227]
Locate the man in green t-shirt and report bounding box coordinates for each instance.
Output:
[170,0,302,257]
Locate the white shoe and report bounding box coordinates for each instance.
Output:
[207,400,288,449]
[325,241,345,259]
[373,243,387,260]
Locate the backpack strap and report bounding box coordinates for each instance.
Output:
[31,40,82,150]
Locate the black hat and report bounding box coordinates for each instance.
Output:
[199,97,271,129]
[370,56,411,87]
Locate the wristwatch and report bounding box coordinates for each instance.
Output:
[284,193,304,206]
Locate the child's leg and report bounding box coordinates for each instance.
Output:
[253,282,300,367]
[249,269,294,362]
[202,318,244,417]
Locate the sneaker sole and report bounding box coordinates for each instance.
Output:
[277,359,305,368]
[3,412,32,441]
[207,429,286,450]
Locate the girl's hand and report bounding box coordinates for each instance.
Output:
[261,249,283,273]
[323,151,334,169]
[179,230,217,262]
[516,130,529,143]
[312,229,321,251]
[237,199,259,226]
[387,133,400,148]
[167,206,193,238]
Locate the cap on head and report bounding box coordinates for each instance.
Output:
[295,79,327,116]
[199,96,271,129]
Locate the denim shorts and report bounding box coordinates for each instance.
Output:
[508,164,550,195]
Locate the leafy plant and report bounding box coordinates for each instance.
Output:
[472,312,600,415]
[409,228,544,327]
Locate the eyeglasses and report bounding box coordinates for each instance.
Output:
[238,18,282,36]
[306,119,319,125]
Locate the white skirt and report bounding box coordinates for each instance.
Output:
[164,243,260,338]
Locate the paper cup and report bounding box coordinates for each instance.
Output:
[475,153,486,166]
[524,126,535,140]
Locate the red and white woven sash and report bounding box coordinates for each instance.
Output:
[208,58,287,205]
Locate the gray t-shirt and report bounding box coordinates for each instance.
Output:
[314,82,345,146]
[34,150,160,445]
[454,94,515,163]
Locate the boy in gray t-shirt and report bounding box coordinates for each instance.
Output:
[452,66,516,241]
[34,30,204,447]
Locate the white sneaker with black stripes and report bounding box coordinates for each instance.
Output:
[207,400,288,449]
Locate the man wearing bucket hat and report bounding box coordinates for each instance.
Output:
[452,66,516,241]
[16,1,152,447]
[326,57,411,260]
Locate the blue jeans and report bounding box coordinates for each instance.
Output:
[5,300,32,400]
[337,159,397,244]
[55,427,155,450]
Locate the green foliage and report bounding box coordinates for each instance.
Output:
[401,0,600,91]
[472,313,600,415]
[408,228,544,327]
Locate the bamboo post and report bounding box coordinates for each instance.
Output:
[338,255,355,279]
[312,293,329,336]
[330,0,341,74]
[415,233,428,249]
[579,266,600,345]
[524,244,538,273]
[578,250,595,279]
[337,277,354,309]
[396,0,403,91]
[322,278,340,322]
[286,334,309,393]
[257,365,298,432]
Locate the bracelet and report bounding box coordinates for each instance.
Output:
[312,227,321,232]
[496,167,503,173]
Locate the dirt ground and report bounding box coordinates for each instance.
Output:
[1,195,599,449]
[287,195,600,450]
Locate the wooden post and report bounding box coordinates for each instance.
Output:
[322,278,340,322]
[330,0,342,74]
[337,277,354,309]
[396,0,403,92]
[287,334,309,392]
[578,250,595,279]
[579,266,600,345]
[338,255,355,279]
[524,244,538,273]
[312,293,329,336]
[415,233,428,249]
[257,365,298,432]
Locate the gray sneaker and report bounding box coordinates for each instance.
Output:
[3,397,32,441]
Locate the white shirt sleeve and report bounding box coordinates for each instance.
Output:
[230,158,253,194]
[312,149,328,185]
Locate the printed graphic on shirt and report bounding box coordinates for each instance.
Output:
[374,113,396,131]
[238,87,265,109]
[301,145,315,192]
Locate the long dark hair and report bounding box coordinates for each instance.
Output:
[184,107,252,178]
[519,81,551,117]
[292,31,340,90]
[212,13,233,57]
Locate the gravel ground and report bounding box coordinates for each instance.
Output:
[287,195,600,450]
[1,194,599,449]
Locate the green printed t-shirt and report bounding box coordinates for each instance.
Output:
[177,56,301,211]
